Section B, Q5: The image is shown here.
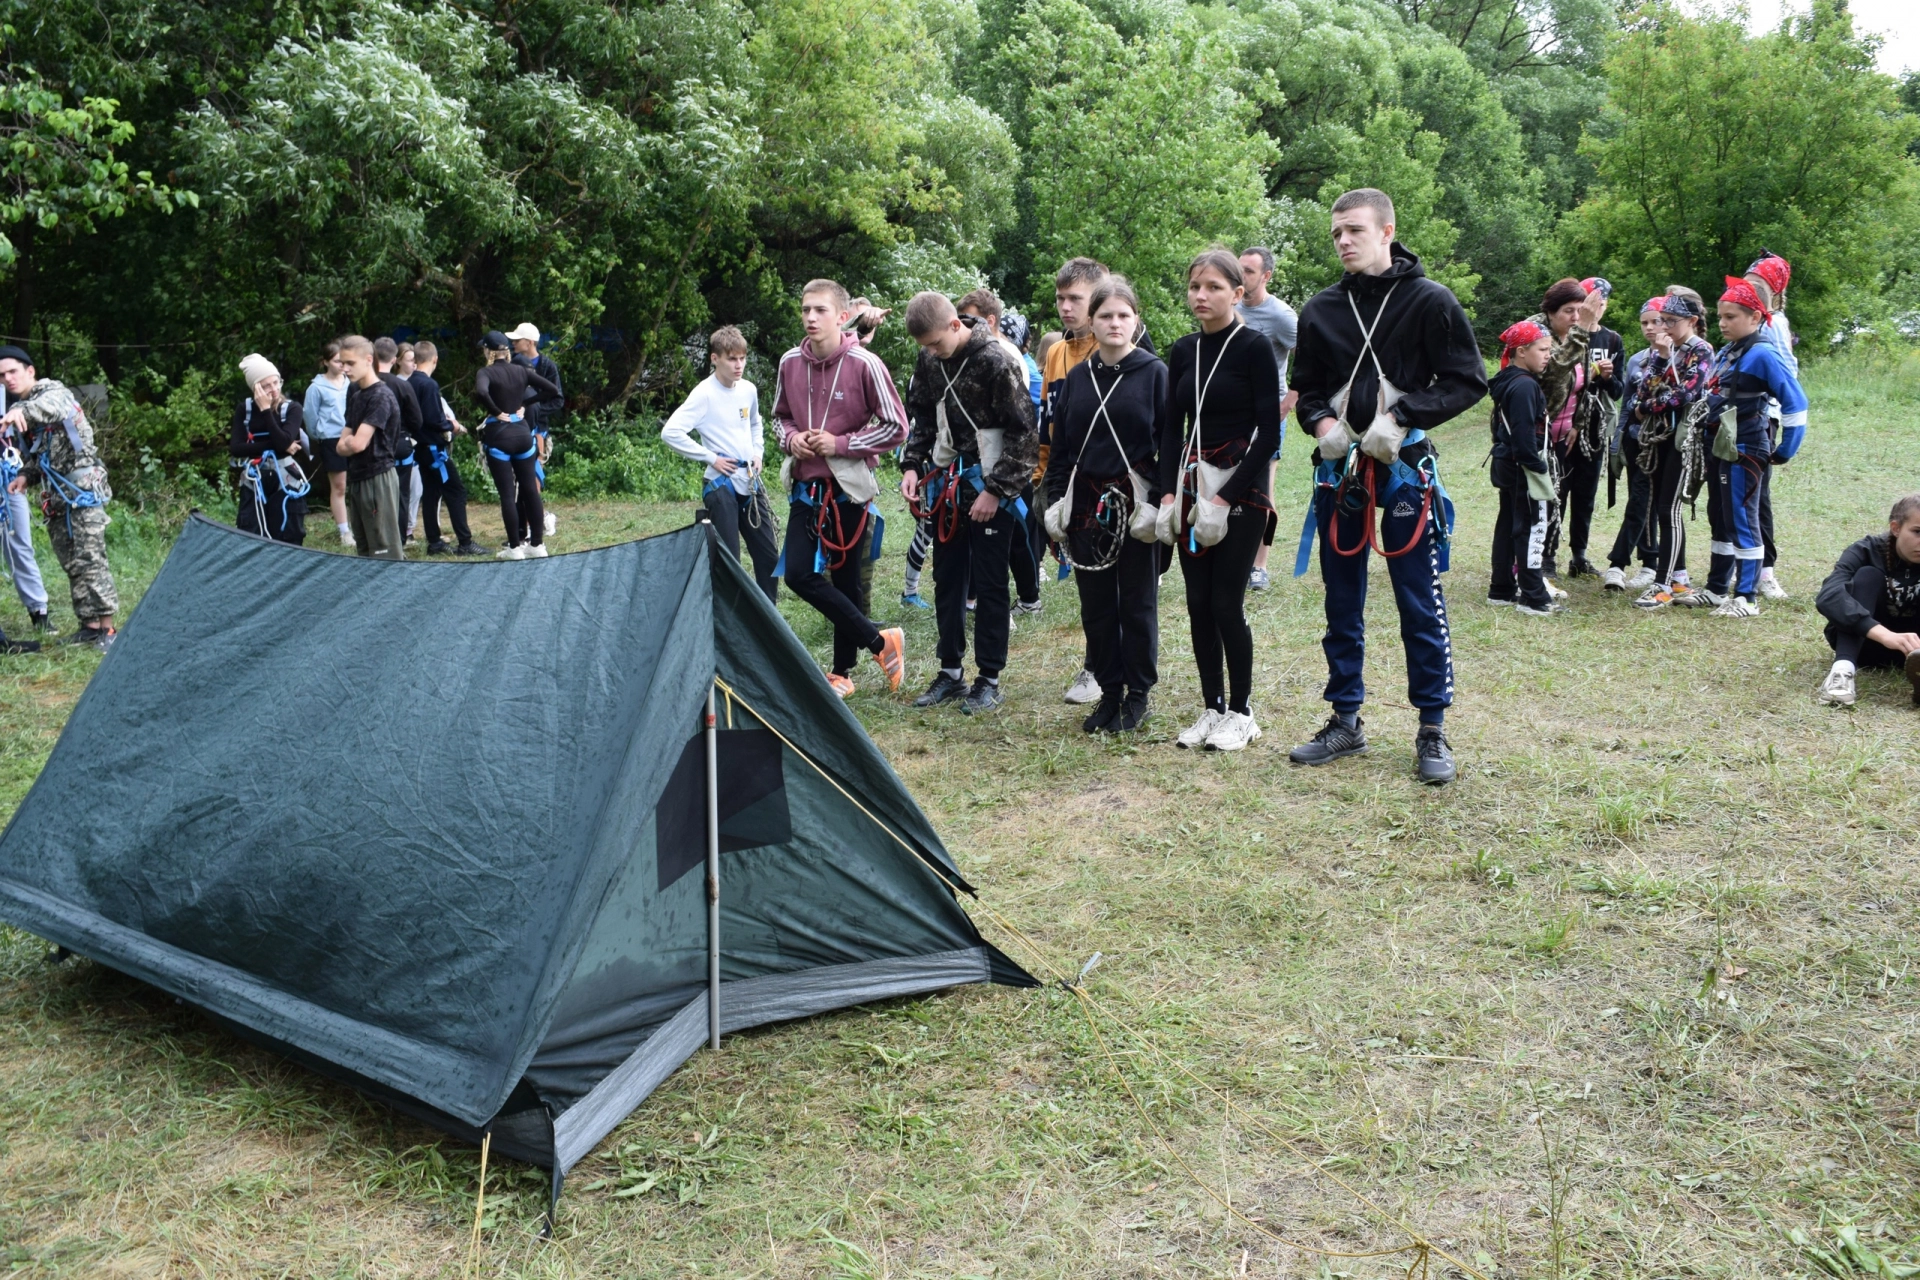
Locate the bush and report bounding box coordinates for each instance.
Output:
[543,409,709,502]
[104,369,228,488]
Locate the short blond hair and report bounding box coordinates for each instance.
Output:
[339,335,374,358]
[801,278,850,312]
[708,325,748,357]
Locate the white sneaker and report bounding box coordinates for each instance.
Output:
[1601,566,1626,591]
[1177,708,1225,749]
[1543,578,1568,600]
[1759,572,1789,600]
[1204,710,1262,752]
[526,544,550,558]
[1514,599,1566,616]
[1710,596,1760,618]
[1818,667,1857,706]
[544,512,557,537]
[1626,567,1657,589]
[338,527,356,548]
[1675,587,1724,608]
[1064,669,1102,705]
[497,544,527,560]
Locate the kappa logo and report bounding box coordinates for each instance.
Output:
[1392,500,1416,518]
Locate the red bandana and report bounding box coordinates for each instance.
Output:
[1498,320,1546,367]
[1721,276,1771,323]
[1747,255,1790,299]
[1640,296,1667,315]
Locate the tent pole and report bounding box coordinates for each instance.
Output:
[705,684,721,1051]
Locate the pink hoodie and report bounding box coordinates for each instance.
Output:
[772,333,908,486]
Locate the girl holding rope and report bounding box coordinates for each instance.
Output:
[229,354,309,545]
[1157,249,1282,752]
[1044,276,1167,733]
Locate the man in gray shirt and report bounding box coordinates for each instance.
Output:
[1237,246,1298,590]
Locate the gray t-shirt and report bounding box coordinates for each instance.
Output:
[1237,294,1298,391]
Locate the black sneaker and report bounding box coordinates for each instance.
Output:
[1415,724,1456,785]
[1907,650,1920,707]
[28,611,54,635]
[1,629,40,654]
[426,540,454,555]
[454,542,489,556]
[1567,558,1600,578]
[1083,689,1123,733]
[1288,713,1368,766]
[1119,690,1151,732]
[913,671,969,708]
[960,677,1004,715]
[61,625,113,649]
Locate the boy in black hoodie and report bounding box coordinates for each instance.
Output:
[1487,321,1560,615]
[900,291,1039,714]
[1814,493,1920,707]
[1287,188,1487,786]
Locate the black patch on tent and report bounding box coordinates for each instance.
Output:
[655,728,791,890]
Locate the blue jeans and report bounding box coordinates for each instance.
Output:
[1314,480,1454,718]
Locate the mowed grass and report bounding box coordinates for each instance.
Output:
[4,350,1920,1278]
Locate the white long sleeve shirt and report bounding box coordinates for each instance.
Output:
[659,375,764,494]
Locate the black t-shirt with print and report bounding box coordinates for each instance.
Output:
[344,380,400,481]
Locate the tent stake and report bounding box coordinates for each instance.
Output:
[705,684,721,1051]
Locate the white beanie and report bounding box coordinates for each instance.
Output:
[239,353,279,391]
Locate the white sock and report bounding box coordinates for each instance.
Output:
[1761,567,1777,581]
[1674,570,1690,585]
[1833,659,1856,676]
[942,667,962,680]
[337,522,352,535]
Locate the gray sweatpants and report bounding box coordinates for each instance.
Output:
[2,488,48,615]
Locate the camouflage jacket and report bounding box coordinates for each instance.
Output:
[14,378,110,508]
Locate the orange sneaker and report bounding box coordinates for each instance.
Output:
[872,627,905,691]
[826,672,856,699]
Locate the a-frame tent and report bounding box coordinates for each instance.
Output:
[0,516,1032,1189]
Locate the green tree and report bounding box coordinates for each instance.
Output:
[1559,0,1920,347]
[1009,0,1275,337]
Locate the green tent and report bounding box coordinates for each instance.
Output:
[0,516,1031,1193]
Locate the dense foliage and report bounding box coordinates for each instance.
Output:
[0,0,1914,485]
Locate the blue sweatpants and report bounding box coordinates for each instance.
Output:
[1314,483,1454,720]
[1707,449,1766,599]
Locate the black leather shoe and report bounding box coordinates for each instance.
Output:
[960,677,1004,715]
[913,671,968,708]
[1083,690,1123,733]
[1288,713,1368,766]
[1415,724,1456,785]
[1119,690,1151,732]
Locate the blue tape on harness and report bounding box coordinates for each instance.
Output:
[429,445,451,483]
[487,445,537,462]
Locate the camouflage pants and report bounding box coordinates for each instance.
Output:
[46,504,118,623]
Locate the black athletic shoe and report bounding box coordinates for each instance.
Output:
[454,542,488,556]
[426,540,454,555]
[0,630,40,654]
[61,625,113,649]
[1119,690,1151,733]
[28,611,54,634]
[1415,724,1456,785]
[914,671,969,708]
[1288,713,1368,766]
[1907,650,1920,707]
[1567,558,1600,578]
[960,677,1004,715]
[1083,690,1123,733]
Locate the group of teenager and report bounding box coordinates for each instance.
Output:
[659,188,1475,783]
[1486,257,1808,619]
[229,324,566,561]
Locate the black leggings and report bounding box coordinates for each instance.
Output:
[1828,566,1904,668]
[1648,439,1688,586]
[1178,503,1264,714]
[484,421,544,547]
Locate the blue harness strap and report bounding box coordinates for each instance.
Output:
[487,445,537,462]
[429,444,452,483]
[1293,429,1450,576]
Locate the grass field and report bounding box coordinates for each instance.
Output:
[4,349,1920,1278]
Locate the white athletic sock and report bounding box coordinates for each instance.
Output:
[1673,570,1690,585]
[1832,659,1856,676]
[942,667,962,680]
[337,522,352,536]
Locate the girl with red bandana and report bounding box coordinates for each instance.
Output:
[1486,321,1560,614]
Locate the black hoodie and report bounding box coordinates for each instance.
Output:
[1817,535,1920,637]
[1044,346,1166,504]
[1291,243,1487,449]
[1486,365,1549,477]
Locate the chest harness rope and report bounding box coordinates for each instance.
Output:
[234,401,312,536]
[1294,292,1453,576]
[783,351,886,573]
[1055,366,1133,573]
[31,406,108,537]
[1177,322,1264,557]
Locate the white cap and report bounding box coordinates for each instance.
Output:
[506,323,542,344]
[239,353,280,391]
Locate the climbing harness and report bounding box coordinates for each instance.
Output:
[792,476,877,573]
[233,400,311,538]
[1294,441,1454,577]
[30,404,108,538]
[1046,363,1148,571]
